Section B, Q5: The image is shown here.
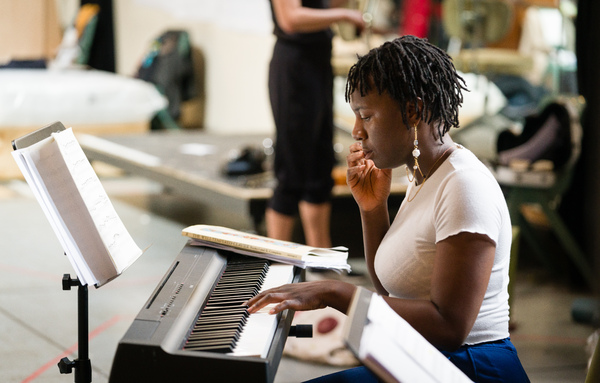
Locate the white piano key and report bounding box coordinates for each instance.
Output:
[259,263,296,291]
[229,263,295,357]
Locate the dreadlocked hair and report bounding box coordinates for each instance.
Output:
[345,35,468,139]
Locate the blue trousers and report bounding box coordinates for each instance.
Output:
[441,338,530,383]
[304,338,529,383]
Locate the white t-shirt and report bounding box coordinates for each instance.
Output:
[374,146,511,345]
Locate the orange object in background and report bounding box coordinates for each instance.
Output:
[332,166,348,186]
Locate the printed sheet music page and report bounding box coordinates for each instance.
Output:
[12,128,142,286]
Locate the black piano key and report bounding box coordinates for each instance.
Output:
[193,320,247,329]
[210,287,258,295]
[203,301,251,308]
[195,315,247,325]
[192,318,246,328]
[221,268,266,274]
[227,259,268,266]
[195,316,247,325]
[198,308,248,317]
[214,281,264,289]
[188,331,241,341]
[205,299,250,307]
[216,280,264,289]
[202,303,249,310]
[203,300,249,308]
[210,288,259,297]
[184,343,234,353]
[188,330,241,341]
[195,312,247,319]
[206,295,256,307]
[192,322,245,332]
[218,274,266,283]
[185,340,237,350]
[214,286,260,294]
[189,328,242,336]
[206,294,252,302]
[221,269,267,275]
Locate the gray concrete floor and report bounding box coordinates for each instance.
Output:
[0,176,595,382]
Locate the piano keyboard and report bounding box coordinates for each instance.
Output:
[109,244,301,383]
[229,263,296,357]
[183,257,295,357]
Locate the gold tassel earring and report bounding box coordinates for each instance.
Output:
[406,123,424,183]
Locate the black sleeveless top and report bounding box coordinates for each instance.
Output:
[269,0,333,45]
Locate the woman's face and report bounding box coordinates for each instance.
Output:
[349,88,413,170]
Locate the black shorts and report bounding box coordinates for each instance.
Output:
[268,39,335,215]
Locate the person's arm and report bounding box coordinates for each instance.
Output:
[246,231,496,352]
[346,141,392,295]
[246,141,391,315]
[272,0,364,34]
[382,232,496,351]
[358,205,390,295]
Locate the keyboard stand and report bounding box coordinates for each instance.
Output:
[57,274,92,383]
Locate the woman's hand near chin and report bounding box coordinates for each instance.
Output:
[346,141,392,212]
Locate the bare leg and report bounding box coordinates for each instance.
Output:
[299,201,332,248]
[265,207,295,242]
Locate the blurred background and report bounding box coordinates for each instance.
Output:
[1,1,600,382]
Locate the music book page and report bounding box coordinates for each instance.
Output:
[182,225,350,271]
[11,128,143,287]
[345,288,473,383]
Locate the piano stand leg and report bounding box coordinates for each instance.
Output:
[58,274,92,383]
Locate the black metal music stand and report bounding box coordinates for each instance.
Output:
[57,274,92,383]
[12,122,93,383]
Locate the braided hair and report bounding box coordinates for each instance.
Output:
[345,35,468,139]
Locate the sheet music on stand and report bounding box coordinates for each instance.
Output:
[11,121,143,287]
[343,287,473,383]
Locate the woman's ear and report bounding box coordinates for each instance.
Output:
[406,99,424,126]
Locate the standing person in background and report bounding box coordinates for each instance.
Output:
[266,0,365,247]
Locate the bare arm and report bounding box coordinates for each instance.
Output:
[358,206,390,295]
[272,0,364,34]
[246,141,389,315]
[246,231,495,352]
[382,232,496,350]
[346,141,392,295]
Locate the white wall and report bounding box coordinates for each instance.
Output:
[113,0,276,134]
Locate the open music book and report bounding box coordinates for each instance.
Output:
[182,224,350,271]
[11,124,143,287]
[344,287,473,383]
